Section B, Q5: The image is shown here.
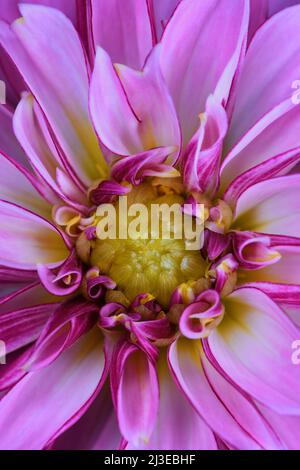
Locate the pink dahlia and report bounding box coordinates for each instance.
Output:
[0,0,300,450]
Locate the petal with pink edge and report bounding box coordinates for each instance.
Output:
[90,0,153,70]
[208,288,300,414]
[226,6,300,150]
[249,0,268,42]
[238,245,300,285]
[221,99,300,190]
[160,0,249,145]
[0,327,106,450]
[0,201,69,270]
[268,0,300,15]
[0,0,77,25]
[0,5,107,187]
[127,352,217,450]
[0,152,51,217]
[169,337,281,449]
[0,105,26,164]
[233,175,300,237]
[52,384,121,450]
[0,302,57,354]
[111,341,159,447]
[90,46,180,160]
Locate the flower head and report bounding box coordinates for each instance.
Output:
[0,0,300,450]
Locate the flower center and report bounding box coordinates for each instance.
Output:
[88,179,206,307]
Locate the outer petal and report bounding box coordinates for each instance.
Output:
[0,152,51,217]
[0,328,106,450]
[226,6,300,150]
[0,0,77,24]
[0,5,107,187]
[208,288,300,414]
[111,342,159,447]
[90,0,153,70]
[0,303,57,354]
[150,0,180,40]
[233,175,300,237]
[160,0,249,144]
[221,100,300,190]
[249,0,268,42]
[13,93,88,209]
[52,384,121,450]
[0,105,26,163]
[90,46,180,160]
[128,352,217,450]
[268,0,300,15]
[182,95,227,196]
[0,200,69,270]
[169,337,281,449]
[238,245,300,285]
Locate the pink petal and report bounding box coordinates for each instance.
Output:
[226,6,300,150]
[238,244,300,285]
[233,175,300,237]
[111,341,159,446]
[27,298,97,370]
[0,200,69,270]
[0,105,26,163]
[182,95,227,197]
[0,328,106,450]
[90,46,180,159]
[208,287,300,414]
[52,384,121,450]
[150,0,180,41]
[160,0,249,145]
[128,353,217,450]
[249,0,268,42]
[0,151,52,217]
[169,337,281,449]
[221,99,300,190]
[0,0,77,25]
[268,0,300,15]
[13,93,88,209]
[0,303,56,354]
[0,5,106,187]
[90,0,153,70]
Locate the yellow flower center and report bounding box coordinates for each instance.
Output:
[89,179,206,307]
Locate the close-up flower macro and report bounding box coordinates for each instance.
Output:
[1,0,300,452]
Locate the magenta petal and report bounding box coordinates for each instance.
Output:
[169,338,281,449]
[182,95,227,197]
[208,288,300,414]
[127,353,217,450]
[0,303,56,354]
[111,341,159,446]
[0,328,106,450]
[161,0,249,145]
[51,384,121,450]
[26,298,98,371]
[90,0,153,70]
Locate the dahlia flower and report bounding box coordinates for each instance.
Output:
[0,0,300,450]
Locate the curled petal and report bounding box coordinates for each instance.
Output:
[179,290,224,339]
[37,250,82,296]
[26,298,98,371]
[89,180,131,205]
[111,147,177,185]
[233,232,281,270]
[182,95,227,197]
